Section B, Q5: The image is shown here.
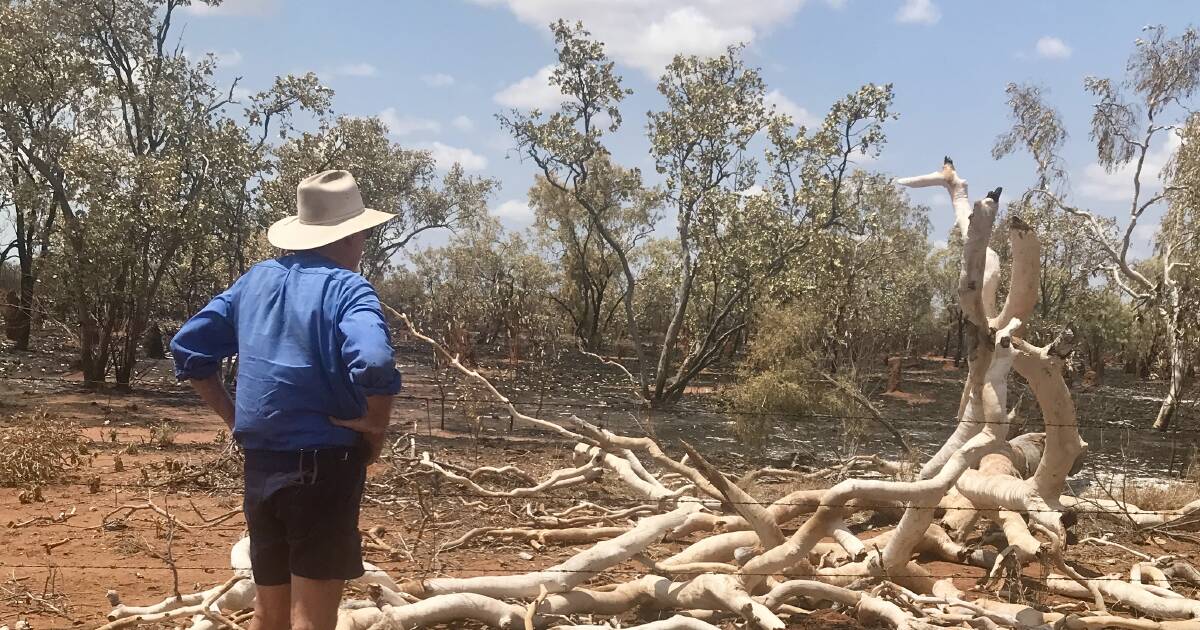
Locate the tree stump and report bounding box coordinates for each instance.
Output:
[141,322,165,359]
[885,356,903,393]
[3,290,24,343]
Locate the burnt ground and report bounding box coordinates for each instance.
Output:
[1,333,1198,628]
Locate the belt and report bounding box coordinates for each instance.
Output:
[244,446,362,474]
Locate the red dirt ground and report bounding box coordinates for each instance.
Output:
[2,346,1198,628]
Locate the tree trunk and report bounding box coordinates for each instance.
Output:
[115,324,140,390]
[142,321,165,360]
[8,183,34,351]
[886,357,903,393]
[3,290,27,346]
[1123,344,1137,374]
[653,218,695,401]
[1153,290,1187,430]
[953,311,965,367]
[13,264,34,350]
[80,316,104,388]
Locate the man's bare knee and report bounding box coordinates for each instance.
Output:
[251,583,290,630]
[291,575,344,630]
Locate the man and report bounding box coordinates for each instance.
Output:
[171,170,401,630]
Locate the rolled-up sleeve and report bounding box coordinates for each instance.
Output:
[338,279,402,396]
[171,287,239,381]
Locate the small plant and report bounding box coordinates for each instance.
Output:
[149,420,178,448]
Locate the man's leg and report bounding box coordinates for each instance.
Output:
[250,584,291,630]
[243,452,297,630]
[290,576,345,630]
[285,448,366,630]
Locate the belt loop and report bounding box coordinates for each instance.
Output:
[298,450,319,485]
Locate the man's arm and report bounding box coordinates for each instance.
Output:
[190,373,235,430]
[333,279,402,464]
[171,285,240,429]
[331,395,393,463]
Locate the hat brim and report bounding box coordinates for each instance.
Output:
[267,208,396,251]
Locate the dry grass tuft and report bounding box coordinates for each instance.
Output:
[0,410,89,487]
[1118,481,1200,511]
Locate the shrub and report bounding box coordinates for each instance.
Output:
[0,410,88,486]
[725,306,859,446]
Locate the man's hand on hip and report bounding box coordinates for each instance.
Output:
[331,395,394,464]
[329,416,388,434]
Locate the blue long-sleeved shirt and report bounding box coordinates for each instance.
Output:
[170,251,402,450]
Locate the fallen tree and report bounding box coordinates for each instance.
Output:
[104,158,1200,630]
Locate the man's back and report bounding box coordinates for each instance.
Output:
[171,251,401,450]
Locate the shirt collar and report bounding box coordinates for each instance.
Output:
[283,250,344,269]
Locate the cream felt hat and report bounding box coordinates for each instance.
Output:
[267,170,395,250]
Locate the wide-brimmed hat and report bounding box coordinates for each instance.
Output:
[267,170,395,250]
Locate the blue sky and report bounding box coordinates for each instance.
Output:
[165,1,1200,255]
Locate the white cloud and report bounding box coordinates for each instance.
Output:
[737,184,765,197]
[1078,163,1130,202]
[1035,36,1072,59]
[379,108,441,137]
[473,0,806,77]
[895,0,940,24]
[184,0,281,16]
[933,239,948,250]
[421,73,456,87]
[421,141,489,171]
[336,63,378,77]
[316,63,380,82]
[451,115,476,132]
[492,199,535,223]
[1078,132,1181,203]
[764,89,819,127]
[212,49,243,67]
[182,49,243,68]
[493,65,565,110]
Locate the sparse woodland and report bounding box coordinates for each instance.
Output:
[3,1,1200,629]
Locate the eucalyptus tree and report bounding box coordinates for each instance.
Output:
[0,0,94,350]
[502,20,903,404]
[0,0,331,387]
[529,155,661,352]
[644,46,773,402]
[402,218,556,364]
[994,26,1200,428]
[499,20,655,399]
[1158,111,1200,397]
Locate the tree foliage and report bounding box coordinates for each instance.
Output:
[995,26,1200,427]
[529,156,660,351]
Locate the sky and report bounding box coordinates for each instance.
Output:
[9,0,1199,261]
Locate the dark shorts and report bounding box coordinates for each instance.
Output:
[243,446,367,585]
